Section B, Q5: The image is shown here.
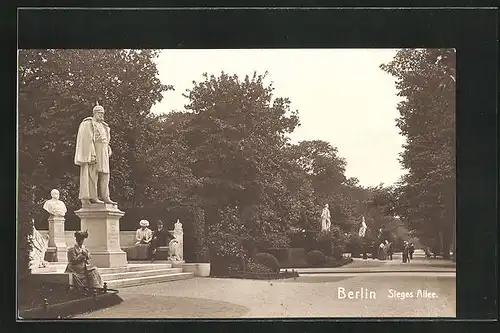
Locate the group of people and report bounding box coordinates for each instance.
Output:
[63,219,176,290]
[402,241,415,263]
[133,219,175,261]
[377,240,393,260]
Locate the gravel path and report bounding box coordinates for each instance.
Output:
[75,270,455,318]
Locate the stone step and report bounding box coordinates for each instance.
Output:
[105,272,194,288]
[100,264,173,274]
[101,268,182,280]
[38,263,174,274]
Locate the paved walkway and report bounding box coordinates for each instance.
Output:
[282,257,456,274]
[74,258,456,318]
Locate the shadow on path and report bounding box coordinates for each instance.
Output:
[75,295,249,318]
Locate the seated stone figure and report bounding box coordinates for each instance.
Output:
[65,230,104,289]
[169,238,181,261]
[29,226,49,271]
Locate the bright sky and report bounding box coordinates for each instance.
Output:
[150,49,406,187]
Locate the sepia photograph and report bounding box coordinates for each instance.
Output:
[17,47,456,319]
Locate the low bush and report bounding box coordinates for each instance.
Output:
[325,256,353,267]
[264,248,290,262]
[247,262,274,274]
[254,252,280,272]
[307,250,326,266]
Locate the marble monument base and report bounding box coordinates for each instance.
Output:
[48,215,68,263]
[75,203,127,268]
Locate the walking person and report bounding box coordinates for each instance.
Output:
[402,241,409,263]
[387,241,393,260]
[409,242,415,260]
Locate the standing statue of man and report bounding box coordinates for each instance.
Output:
[321,203,331,231]
[74,102,117,206]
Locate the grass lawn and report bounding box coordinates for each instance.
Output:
[18,279,84,312]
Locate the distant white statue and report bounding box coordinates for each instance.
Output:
[43,189,67,217]
[358,216,367,237]
[321,204,331,231]
[169,238,181,261]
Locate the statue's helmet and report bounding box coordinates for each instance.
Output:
[93,101,104,114]
[93,105,104,113]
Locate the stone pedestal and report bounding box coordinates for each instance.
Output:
[74,203,127,268]
[48,216,68,263]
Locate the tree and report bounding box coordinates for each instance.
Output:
[287,140,359,231]
[381,49,456,258]
[182,71,301,253]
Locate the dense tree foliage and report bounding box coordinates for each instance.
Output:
[381,49,456,257]
[19,49,171,209]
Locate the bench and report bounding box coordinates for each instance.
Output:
[122,245,170,260]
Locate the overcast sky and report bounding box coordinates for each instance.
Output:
[150,49,406,187]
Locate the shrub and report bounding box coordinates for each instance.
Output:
[207,207,247,259]
[247,262,274,274]
[307,250,326,266]
[346,234,365,256]
[315,226,348,259]
[324,256,353,267]
[289,228,307,248]
[254,252,280,272]
[265,248,291,263]
[207,206,249,275]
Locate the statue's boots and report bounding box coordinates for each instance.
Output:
[103,197,117,205]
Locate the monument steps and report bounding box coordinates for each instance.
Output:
[34,263,175,274]
[105,272,194,288]
[30,262,195,288]
[101,267,183,281]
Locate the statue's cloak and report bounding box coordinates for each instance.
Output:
[74,117,95,166]
[74,117,110,166]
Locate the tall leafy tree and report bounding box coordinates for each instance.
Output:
[19,49,171,208]
[288,140,357,231]
[381,48,456,257]
[182,71,300,250]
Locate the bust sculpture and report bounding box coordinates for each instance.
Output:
[74,102,117,206]
[43,189,67,217]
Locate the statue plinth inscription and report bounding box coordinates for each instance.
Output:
[74,203,127,268]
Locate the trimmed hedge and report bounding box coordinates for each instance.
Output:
[307,250,326,266]
[254,252,280,272]
[247,262,273,274]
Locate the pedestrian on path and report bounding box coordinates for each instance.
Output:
[402,241,409,263]
[409,243,415,260]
